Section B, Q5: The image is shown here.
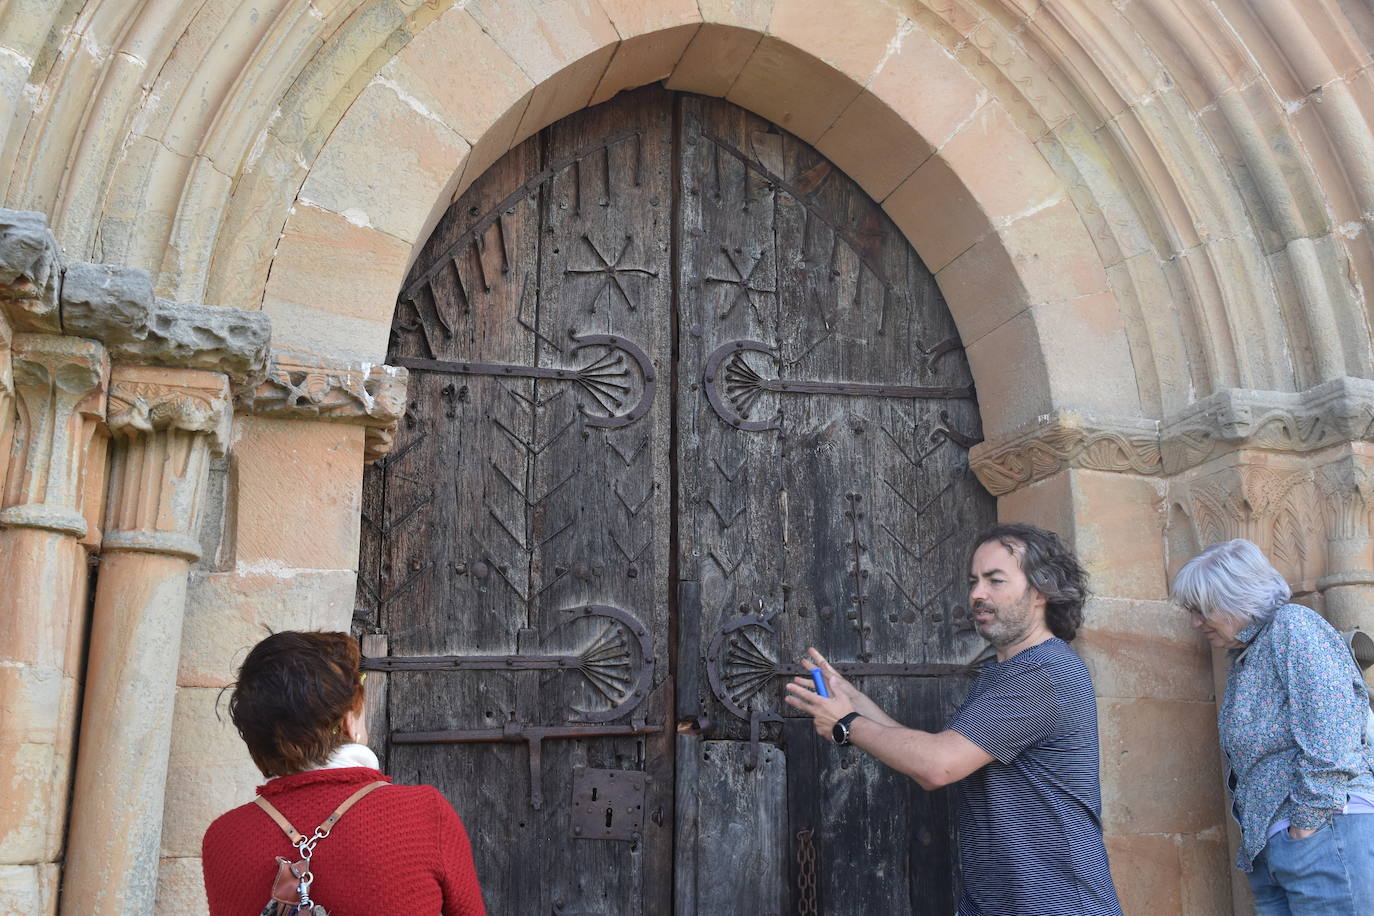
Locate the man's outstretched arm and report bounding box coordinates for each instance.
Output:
[843,719,994,790]
[784,648,995,790]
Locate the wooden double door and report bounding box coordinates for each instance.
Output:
[356,86,995,915]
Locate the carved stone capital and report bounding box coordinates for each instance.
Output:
[62,263,270,381]
[1166,453,1320,588]
[239,353,408,462]
[0,335,109,536]
[1314,449,1374,543]
[969,412,1161,495]
[1161,378,1374,474]
[0,210,63,334]
[102,366,231,560]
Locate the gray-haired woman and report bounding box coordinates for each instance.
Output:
[1173,539,1374,914]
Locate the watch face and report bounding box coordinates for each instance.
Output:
[832,721,848,745]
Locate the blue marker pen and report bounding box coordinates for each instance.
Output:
[810,668,831,698]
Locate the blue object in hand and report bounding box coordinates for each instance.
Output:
[810,667,831,698]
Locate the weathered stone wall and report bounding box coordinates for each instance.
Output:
[0,1,1372,914]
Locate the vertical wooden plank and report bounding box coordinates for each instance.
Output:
[531,85,676,916]
[676,738,786,915]
[360,633,389,768]
[783,718,824,916]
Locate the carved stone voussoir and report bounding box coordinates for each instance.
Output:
[0,209,63,334]
[62,263,270,381]
[1161,378,1374,474]
[240,353,408,461]
[969,412,1162,495]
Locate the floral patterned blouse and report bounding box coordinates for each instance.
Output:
[1221,603,1374,871]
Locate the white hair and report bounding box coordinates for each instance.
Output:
[1171,539,1292,626]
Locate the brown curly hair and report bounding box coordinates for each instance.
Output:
[228,631,365,777]
[971,523,1091,642]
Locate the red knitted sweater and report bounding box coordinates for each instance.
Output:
[201,767,486,915]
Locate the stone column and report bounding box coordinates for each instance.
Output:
[61,366,230,914]
[0,335,108,905]
[1315,446,1374,638]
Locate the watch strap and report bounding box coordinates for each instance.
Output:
[834,712,862,745]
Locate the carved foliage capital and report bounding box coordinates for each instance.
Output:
[0,335,109,535]
[108,366,232,455]
[969,413,1161,495]
[1314,450,1374,542]
[102,367,231,560]
[1167,457,1320,587]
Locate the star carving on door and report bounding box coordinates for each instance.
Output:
[564,232,659,313]
[704,245,774,325]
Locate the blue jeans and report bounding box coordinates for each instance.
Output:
[1248,814,1374,915]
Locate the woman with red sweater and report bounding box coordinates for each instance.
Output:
[201,631,486,915]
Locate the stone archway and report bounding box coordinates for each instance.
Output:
[3,3,1374,915]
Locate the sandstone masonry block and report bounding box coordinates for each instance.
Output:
[179,569,360,688]
[698,0,774,30]
[766,0,905,86]
[466,0,619,84]
[231,417,364,572]
[867,16,987,152]
[816,91,931,201]
[1098,697,1226,835]
[263,203,411,329]
[591,25,701,106]
[1077,597,1214,701]
[513,47,619,145]
[298,79,470,245]
[885,152,989,274]
[1068,470,1166,599]
[666,24,763,98]
[0,864,58,914]
[160,686,262,858]
[386,8,533,145]
[728,35,863,144]
[156,858,208,916]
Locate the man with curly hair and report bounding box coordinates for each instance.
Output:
[786,523,1122,916]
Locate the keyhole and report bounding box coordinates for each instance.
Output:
[591,788,598,801]
[605,807,614,828]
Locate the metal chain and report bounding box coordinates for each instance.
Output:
[795,827,819,916]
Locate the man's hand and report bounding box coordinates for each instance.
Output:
[784,648,858,740]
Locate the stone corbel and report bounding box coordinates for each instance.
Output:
[0,209,62,334]
[238,352,409,463]
[969,412,1162,496]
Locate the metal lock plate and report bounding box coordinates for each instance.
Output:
[570,767,647,841]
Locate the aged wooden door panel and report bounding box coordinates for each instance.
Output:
[673,94,992,915]
[357,85,994,915]
[359,90,675,915]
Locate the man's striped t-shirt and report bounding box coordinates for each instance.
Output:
[947,637,1122,916]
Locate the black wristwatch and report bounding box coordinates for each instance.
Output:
[833,712,862,746]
